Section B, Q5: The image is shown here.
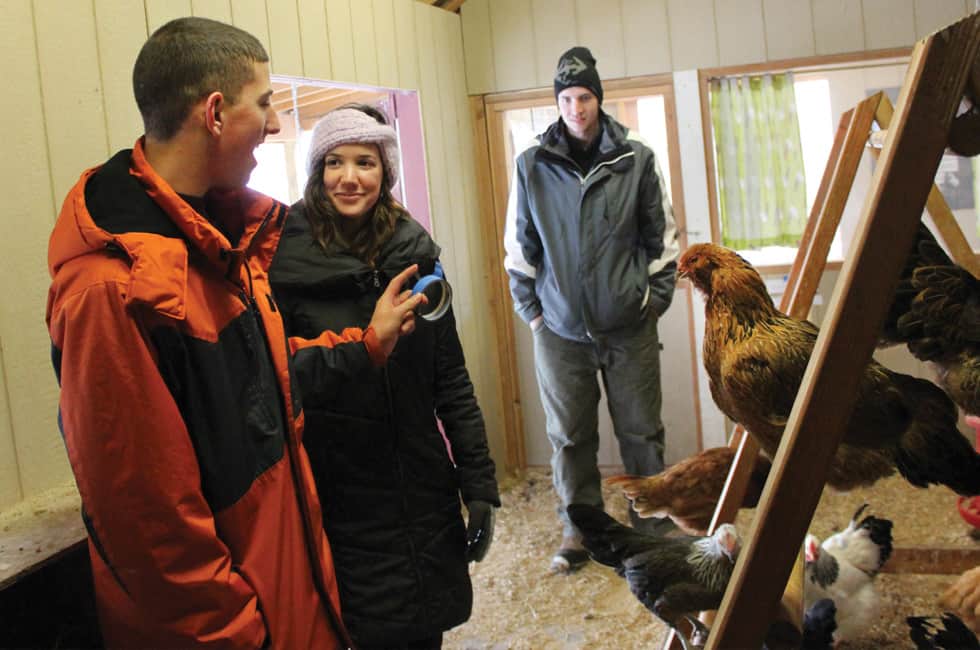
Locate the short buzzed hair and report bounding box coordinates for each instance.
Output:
[133,17,269,140]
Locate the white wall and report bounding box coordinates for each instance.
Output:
[461,0,974,94]
[0,0,504,510]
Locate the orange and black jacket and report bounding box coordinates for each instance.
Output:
[46,140,376,649]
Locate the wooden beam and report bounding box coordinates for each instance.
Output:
[880,546,980,575]
[869,95,980,278]
[707,13,980,649]
[669,101,876,650]
[0,496,86,591]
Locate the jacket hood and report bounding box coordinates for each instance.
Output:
[271,200,441,295]
[49,140,286,317]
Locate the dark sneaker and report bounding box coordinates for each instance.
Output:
[550,535,589,574]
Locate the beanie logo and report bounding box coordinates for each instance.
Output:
[555,55,588,83]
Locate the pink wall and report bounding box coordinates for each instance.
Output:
[393,92,432,233]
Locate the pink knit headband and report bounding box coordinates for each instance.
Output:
[306,108,400,188]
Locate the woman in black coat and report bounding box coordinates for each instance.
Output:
[270,104,500,650]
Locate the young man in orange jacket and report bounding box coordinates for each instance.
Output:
[46,17,422,649]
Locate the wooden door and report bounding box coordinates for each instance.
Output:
[476,75,703,471]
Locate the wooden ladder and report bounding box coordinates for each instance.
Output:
[666,11,980,649]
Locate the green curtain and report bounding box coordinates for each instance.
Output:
[710,73,808,249]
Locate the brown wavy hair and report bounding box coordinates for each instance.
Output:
[303,104,409,265]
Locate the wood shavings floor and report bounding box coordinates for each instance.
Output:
[444,468,978,649]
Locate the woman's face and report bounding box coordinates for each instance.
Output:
[322,143,384,223]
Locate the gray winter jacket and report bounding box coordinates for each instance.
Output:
[503,113,679,342]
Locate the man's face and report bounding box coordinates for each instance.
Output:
[211,60,280,190]
[557,86,600,144]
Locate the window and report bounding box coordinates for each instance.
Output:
[702,56,980,269]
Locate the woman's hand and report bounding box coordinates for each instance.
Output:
[370,265,427,357]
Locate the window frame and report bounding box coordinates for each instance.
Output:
[698,47,912,274]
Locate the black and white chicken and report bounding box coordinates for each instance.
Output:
[566,503,739,650]
[804,504,893,643]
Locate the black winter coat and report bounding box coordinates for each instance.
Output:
[270,202,500,646]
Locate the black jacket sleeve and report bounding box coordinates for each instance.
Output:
[432,306,501,506]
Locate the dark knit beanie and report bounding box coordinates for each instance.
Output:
[553,46,603,104]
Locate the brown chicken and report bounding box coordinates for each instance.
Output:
[606,446,771,535]
[679,243,980,496]
[880,222,980,416]
[940,565,980,634]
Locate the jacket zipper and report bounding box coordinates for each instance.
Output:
[235,218,352,645]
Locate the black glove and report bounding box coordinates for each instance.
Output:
[465,500,495,562]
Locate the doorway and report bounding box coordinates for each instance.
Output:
[475,75,703,472]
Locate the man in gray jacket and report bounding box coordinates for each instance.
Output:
[503,46,679,573]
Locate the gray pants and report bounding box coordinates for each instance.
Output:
[532,311,666,536]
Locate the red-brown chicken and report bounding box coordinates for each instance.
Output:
[606,446,771,535]
[679,243,980,495]
[880,222,980,416]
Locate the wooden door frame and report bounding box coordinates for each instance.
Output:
[469,73,702,473]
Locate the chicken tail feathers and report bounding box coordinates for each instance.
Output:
[893,380,980,496]
[882,223,955,346]
[566,504,653,569]
[895,417,980,496]
[907,613,980,649]
[858,515,894,570]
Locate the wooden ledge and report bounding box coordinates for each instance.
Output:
[880,545,980,575]
[0,484,86,591]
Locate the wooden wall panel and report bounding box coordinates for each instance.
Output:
[668,0,719,70]
[373,0,399,88]
[145,0,191,33]
[452,54,508,469]
[622,0,672,76]
[267,0,304,75]
[394,0,421,90]
[34,2,108,225]
[94,0,149,153]
[297,0,333,80]
[190,0,231,23]
[575,0,626,80]
[351,0,380,85]
[433,11,469,355]
[0,0,52,510]
[714,0,767,66]
[325,0,357,82]
[229,0,271,53]
[414,5,451,269]
[18,0,102,496]
[812,0,866,54]
[531,0,577,87]
[489,0,536,91]
[460,0,964,94]
[912,0,970,39]
[763,0,816,60]
[862,0,916,50]
[459,0,494,94]
[0,342,20,509]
